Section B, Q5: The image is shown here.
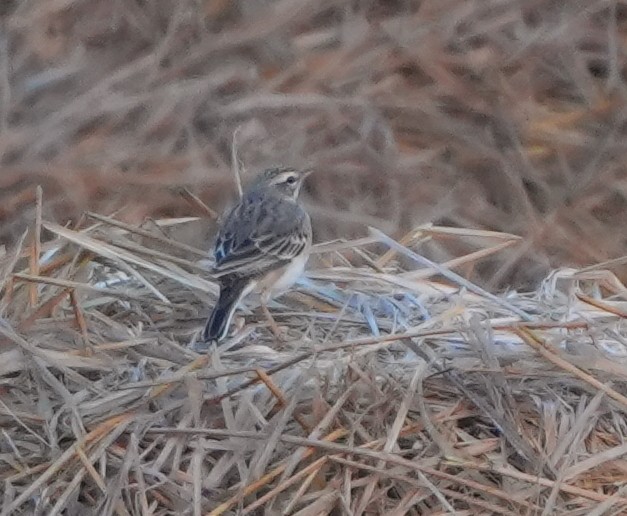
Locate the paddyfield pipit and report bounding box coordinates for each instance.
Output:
[202,166,313,343]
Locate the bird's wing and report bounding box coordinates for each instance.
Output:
[212,192,311,278]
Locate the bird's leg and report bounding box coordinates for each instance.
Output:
[260,292,284,342]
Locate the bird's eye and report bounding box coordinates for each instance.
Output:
[285,176,297,185]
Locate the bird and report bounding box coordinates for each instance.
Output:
[202,166,313,343]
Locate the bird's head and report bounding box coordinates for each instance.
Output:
[252,166,313,199]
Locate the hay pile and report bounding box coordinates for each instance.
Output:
[2,209,627,515]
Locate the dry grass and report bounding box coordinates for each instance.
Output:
[1,0,627,288]
[2,206,627,515]
[3,2,627,514]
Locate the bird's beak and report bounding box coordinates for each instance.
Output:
[301,167,314,177]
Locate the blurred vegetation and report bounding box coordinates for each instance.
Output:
[1,0,627,288]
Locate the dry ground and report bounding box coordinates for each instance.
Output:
[2,213,627,515]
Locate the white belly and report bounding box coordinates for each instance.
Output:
[259,253,308,301]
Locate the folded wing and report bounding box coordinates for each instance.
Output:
[212,192,311,279]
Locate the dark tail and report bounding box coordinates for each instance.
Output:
[202,282,247,343]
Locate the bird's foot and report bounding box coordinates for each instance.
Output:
[260,302,287,343]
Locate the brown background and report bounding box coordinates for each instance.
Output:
[1,0,626,288]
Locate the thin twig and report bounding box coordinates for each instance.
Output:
[231,126,244,198]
